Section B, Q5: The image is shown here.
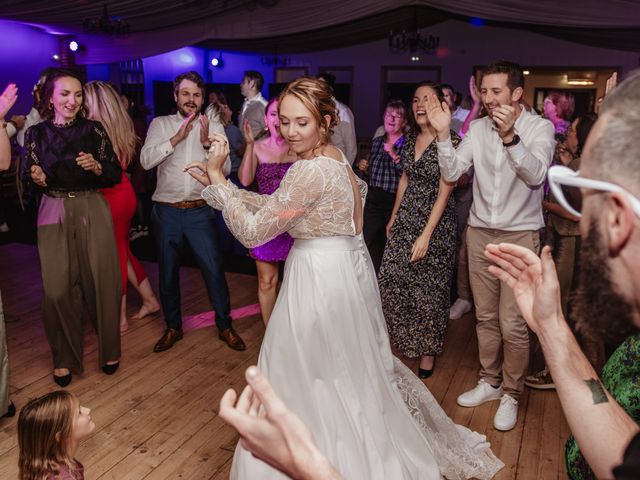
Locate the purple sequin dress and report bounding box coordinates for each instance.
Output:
[250,162,296,262]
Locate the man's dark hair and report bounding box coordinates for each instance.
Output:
[243,70,264,91]
[482,60,525,92]
[173,71,205,97]
[316,72,337,91]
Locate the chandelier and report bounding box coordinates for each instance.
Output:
[83,5,130,35]
[388,9,439,55]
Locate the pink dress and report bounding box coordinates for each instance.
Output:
[249,162,295,262]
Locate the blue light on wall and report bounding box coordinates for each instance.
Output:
[178,52,195,65]
[470,17,486,27]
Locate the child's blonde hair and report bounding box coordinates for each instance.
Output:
[18,391,82,480]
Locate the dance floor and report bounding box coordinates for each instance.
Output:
[0,243,569,479]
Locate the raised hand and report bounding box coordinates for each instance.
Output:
[0,84,18,120]
[485,243,563,334]
[242,119,255,145]
[199,114,210,147]
[491,105,517,140]
[30,165,47,187]
[425,93,451,139]
[170,112,196,147]
[469,75,480,106]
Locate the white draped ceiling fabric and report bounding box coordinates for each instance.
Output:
[1,0,639,63]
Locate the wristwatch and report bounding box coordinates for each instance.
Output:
[502,134,520,148]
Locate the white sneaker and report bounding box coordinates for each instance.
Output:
[493,394,518,431]
[449,298,472,319]
[457,379,503,407]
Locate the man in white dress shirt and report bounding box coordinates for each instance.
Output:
[429,60,555,431]
[238,70,267,138]
[317,72,357,165]
[141,71,246,353]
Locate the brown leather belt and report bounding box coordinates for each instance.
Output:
[47,189,97,198]
[161,199,206,209]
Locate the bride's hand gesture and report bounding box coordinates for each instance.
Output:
[207,133,230,171]
[185,133,229,186]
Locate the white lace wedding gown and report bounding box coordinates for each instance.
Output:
[202,155,504,479]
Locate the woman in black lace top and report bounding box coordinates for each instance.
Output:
[24,69,122,386]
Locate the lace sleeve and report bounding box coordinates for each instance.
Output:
[201,160,325,248]
[201,181,269,213]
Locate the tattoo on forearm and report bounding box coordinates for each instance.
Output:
[585,378,609,404]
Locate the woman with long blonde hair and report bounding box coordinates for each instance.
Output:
[84,81,160,333]
[18,391,94,480]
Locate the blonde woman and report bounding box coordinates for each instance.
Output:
[84,81,160,333]
[18,390,94,480]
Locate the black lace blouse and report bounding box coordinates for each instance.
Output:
[24,118,121,191]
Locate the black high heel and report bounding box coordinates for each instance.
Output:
[2,401,16,418]
[418,359,436,379]
[102,362,120,375]
[53,373,72,387]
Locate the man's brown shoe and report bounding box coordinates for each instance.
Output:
[153,328,184,352]
[218,327,246,351]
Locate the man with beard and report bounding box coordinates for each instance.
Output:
[429,60,556,431]
[485,69,640,479]
[141,71,246,352]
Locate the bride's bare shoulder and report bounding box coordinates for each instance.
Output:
[318,145,344,163]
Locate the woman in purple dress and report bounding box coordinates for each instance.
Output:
[238,97,297,324]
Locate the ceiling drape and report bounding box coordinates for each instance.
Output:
[1,0,638,63]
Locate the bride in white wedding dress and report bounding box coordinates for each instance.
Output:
[187,77,503,479]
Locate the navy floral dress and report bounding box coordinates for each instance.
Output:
[378,130,460,358]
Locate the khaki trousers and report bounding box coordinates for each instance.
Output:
[457,227,471,301]
[467,226,540,399]
[37,192,121,372]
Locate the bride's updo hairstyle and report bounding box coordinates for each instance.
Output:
[278,76,339,148]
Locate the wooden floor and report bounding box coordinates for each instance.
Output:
[0,243,569,479]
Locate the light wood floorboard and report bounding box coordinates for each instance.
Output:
[0,243,568,479]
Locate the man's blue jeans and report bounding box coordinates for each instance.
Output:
[151,203,232,331]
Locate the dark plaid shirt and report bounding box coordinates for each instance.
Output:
[368,134,405,194]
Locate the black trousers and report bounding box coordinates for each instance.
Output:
[363,187,396,273]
